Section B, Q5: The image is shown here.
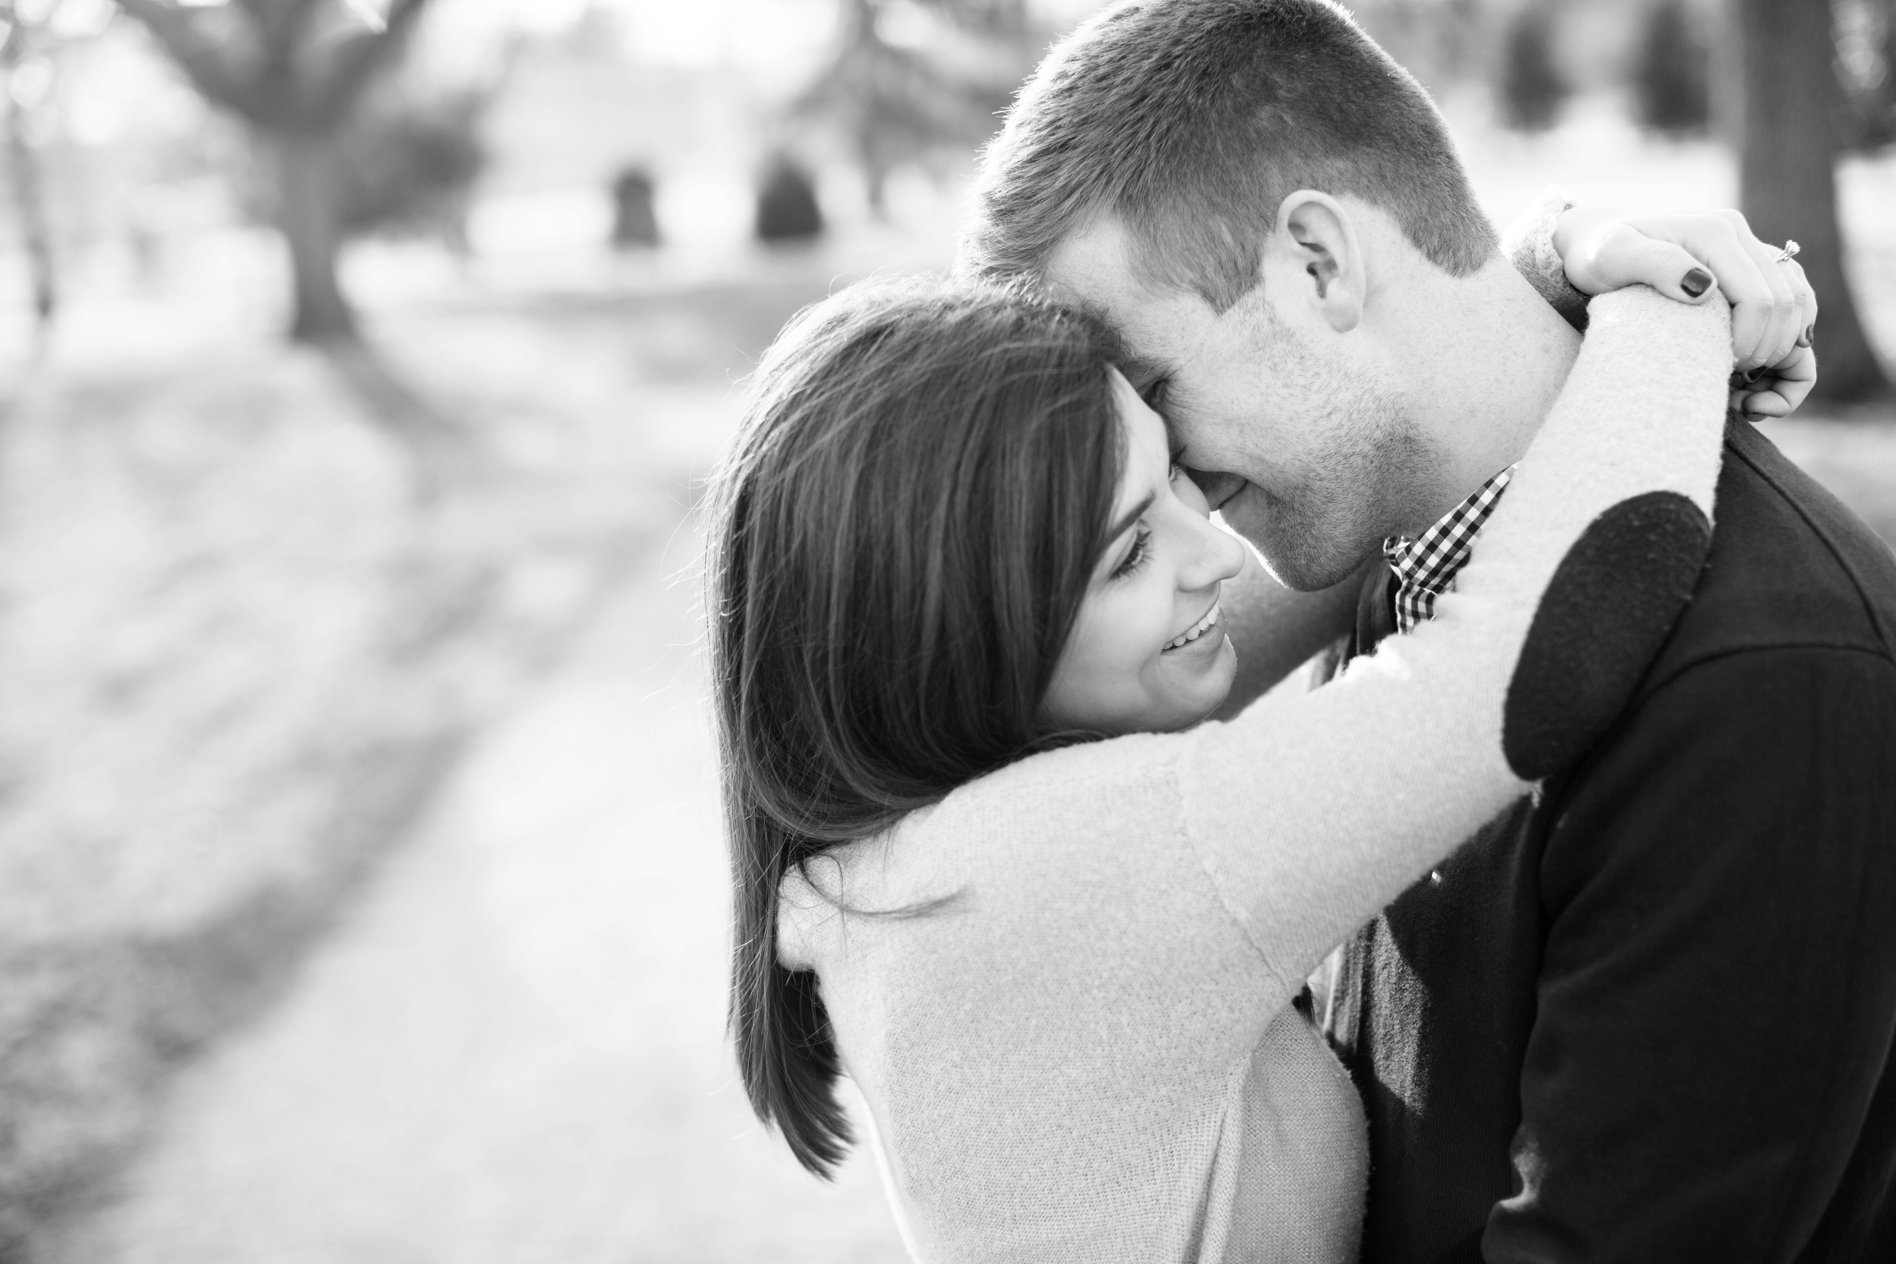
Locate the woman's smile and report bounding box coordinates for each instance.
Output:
[1163,600,1224,652]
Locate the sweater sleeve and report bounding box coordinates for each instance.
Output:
[1501,187,1590,331]
[1176,287,1730,994]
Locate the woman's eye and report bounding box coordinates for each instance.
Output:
[1141,378,1171,412]
[1110,526,1152,580]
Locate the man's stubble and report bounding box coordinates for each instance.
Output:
[1215,309,1442,592]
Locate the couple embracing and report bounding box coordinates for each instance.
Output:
[709,1,1896,1260]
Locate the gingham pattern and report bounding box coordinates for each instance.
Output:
[1382,466,1518,634]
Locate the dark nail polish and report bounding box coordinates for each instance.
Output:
[1682,268,1712,297]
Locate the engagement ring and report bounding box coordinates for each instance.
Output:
[1774,240,1801,263]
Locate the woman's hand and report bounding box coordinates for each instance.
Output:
[1553,206,1818,418]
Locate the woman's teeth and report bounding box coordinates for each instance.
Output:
[1164,602,1222,651]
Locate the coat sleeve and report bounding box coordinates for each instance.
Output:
[1483,646,1896,1262]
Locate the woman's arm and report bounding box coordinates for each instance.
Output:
[1209,195,1809,720]
[1506,189,1819,416]
[1181,288,1731,995]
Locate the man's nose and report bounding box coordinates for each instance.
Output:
[1185,467,1248,512]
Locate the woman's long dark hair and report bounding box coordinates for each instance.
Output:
[705,278,1125,1177]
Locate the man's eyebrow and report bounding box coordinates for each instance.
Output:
[1117,354,1171,392]
[1107,492,1156,543]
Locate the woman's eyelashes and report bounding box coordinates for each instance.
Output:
[1110,526,1153,581]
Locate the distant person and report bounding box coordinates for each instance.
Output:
[961,0,1896,1260]
[755,155,824,244]
[713,204,1821,1258]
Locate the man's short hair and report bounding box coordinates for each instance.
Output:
[960,0,1499,311]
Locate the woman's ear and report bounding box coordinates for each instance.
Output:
[1277,191,1365,334]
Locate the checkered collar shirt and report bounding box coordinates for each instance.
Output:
[1382,466,1517,635]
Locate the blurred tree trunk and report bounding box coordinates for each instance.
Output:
[2,104,53,326]
[1736,0,1888,401]
[273,130,355,342]
[1,13,56,328]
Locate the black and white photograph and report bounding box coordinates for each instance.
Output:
[0,0,1892,1260]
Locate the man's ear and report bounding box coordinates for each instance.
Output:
[1276,191,1365,334]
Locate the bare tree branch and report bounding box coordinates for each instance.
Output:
[235,0,321,94]
[114,0,265,118]
[309,0,431,127]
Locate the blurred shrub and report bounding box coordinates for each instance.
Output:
[1633,0,1711,135]
[335,91,488,249]
[610,167,661,250]
[1498,7,1568,132]
[755,157,824,244]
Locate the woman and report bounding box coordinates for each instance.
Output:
[709,213,1811,1261]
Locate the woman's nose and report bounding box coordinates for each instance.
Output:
[1180,516,1247,591]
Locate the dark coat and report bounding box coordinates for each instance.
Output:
[1323,420,1896,1264]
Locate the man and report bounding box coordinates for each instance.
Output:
[959,1,1896,1260]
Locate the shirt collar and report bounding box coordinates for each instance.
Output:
[1381,465,1517,634]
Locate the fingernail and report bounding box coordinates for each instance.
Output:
[1742,367,1765,384]
[1798,324,1813,347]
[1682,268,1712,297]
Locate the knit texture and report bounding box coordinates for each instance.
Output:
[778,288,1732,1263]
[1503,185,1588,328]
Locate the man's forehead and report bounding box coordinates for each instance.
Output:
[1043,216,1205,386]
[1042,216,1154,318]
[1043,215,1137,296]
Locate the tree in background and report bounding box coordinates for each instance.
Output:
[1497,5,1568,132]
[1633,0,1710,135]
[794,0,1030,217]
[1,0,64,329]
[1736,0,1888,400]
[331,85,484,254]
[113,0,434,343]
[1836,0,1896,150]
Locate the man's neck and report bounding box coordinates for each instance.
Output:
[1383,254,1583,536]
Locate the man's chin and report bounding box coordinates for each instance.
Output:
[1257,550,1366,593]
[1219,491,1374,592]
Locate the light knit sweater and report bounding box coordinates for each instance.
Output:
[778,288,1732,1263]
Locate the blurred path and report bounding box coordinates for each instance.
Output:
[49,513,906,1263]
